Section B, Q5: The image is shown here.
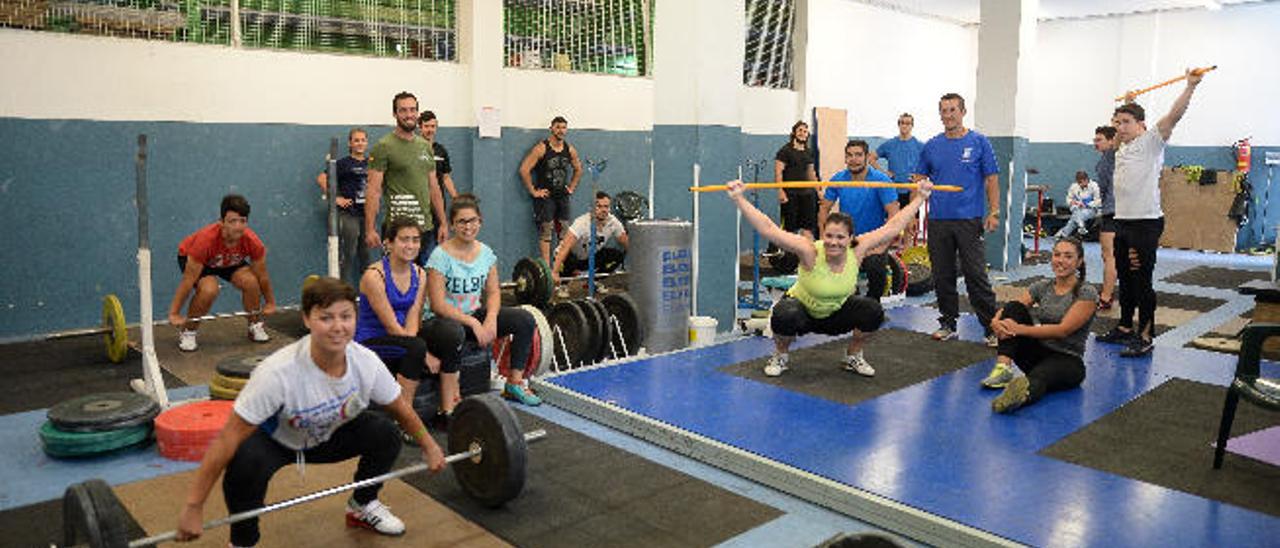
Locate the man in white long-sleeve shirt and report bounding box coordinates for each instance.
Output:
[1054,171,1101,238]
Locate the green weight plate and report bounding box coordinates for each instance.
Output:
[212,373,249,390]
[534,257,555,307]
[102,294,128,363]
[48,392,159,430]
[40,421,152,457]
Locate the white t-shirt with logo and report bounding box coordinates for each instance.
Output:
[567,213,625,259]
[1113,129,1165,220]
[234,336,401,451]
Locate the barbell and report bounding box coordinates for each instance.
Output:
[688,181,963,193]
[504,256,626,309]
[59,394,546,548]
[1114,65,1216,102]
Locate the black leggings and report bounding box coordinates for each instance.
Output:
[437,307,536,372]
[359,317,465,379]
[1113,218,1164,340]
[770,294,885,337]
[223,413,400,547]
[997,302,1086,404]
[860,252,889,301]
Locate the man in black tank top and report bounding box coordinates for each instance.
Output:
[519,116,583,266]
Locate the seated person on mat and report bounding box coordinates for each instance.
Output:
[1053,171,1101,238]
[985,237,1097,413]
[168,194,277,352]
[724,178,933,378]
[356,217,464,422]
[427,194,542,406]
[175,277,446,546]
[552,191,629,285]
[818,139,901,301]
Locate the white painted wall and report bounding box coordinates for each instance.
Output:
[803,0,978,139]
[741,87,802,135]
[0,29,472,126]
[502,69,653,130]
[1030,1,1280,145]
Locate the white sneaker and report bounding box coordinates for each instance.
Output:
[764,353,789,377]
[248,321,270,343]
[345,498,405,536]
[842,352,876,377]
[178,329,198,352]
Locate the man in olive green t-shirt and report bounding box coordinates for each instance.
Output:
[364,91,448,264]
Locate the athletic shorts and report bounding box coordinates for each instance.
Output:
[177,255,248,282]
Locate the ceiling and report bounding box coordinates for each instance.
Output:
[855,0,1269,25]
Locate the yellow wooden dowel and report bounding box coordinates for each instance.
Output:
[1115,65,1216,102]
[690,181,963,193]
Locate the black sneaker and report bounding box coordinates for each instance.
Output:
[1119,338,1154,357]
[1096,326,1134,344]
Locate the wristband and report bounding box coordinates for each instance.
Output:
[412,426,428,442]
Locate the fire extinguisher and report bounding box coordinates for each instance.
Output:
[1236,137,1253,174]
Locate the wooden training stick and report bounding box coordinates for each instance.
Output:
[689,181,962,193]
[1115,65,1216,102]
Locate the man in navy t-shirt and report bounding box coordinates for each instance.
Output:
[821,139,899,300]
[872,113,925,208]
[913,93,1000,350]
[315,128,370,288]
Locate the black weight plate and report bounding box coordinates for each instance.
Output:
[48,392,159,430]
[886,253,907,296]
[512,257,541,306]
[547,301,588,369]
[447,395,528,508]
[586,299,613,361]
[905,263,934,296]
[772,251,799,275]
[574,300,603,366]
[600,293,642,356]
[83,479,131,548]
[613,190,648,222]
[49,405,159,433]
[215,353,266,379]
[63,480,129,548]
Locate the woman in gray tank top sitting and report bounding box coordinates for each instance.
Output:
[985,237,1098,413]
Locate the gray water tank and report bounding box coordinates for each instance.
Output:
[628,219,693,353]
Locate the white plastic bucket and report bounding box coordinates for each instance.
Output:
[689,316,718,347]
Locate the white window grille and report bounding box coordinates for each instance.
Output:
[744,0,795,89]
[503,0,652,77]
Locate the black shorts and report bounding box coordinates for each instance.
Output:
[1097,213,1116,233]
[780,188,819,236]
[533,193,571,224]
[177,255,248,282]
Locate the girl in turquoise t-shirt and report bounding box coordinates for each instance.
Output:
[426,194,541,406]
[725,178,933,378]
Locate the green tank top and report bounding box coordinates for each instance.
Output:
[786,241,859,319]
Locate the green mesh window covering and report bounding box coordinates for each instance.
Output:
[1,0,457,60]
[503,0,652,77]
[744,0,795,89]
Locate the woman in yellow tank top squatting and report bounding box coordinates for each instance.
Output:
[724,178,933,378]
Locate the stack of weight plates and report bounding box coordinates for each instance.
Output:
[210,354,264,400]
[41,392,160,458]
[155,400,235,462]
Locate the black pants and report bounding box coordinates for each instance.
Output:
[780,188,819,237]
[360,317,465,380]
[224,413,400,547]
[860,252,889,301]
[997,302,1086,404]
[928,218,997,332]
[561,247,626,276]
[1113,217,1164,340]
[770,295,884,337]
[437,307,536,372]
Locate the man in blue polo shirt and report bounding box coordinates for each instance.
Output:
[872,113,925,208]
[913,93,1000,349]
[820,139,899,300]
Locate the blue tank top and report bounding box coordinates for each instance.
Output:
[355,256,420,342]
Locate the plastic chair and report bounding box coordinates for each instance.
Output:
[1213,322,1280,469]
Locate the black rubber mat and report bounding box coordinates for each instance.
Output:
[719,329,993,406]
[1039,378,1280,517]
[0,336,186,415]
[1163,266,1270,291]
[397,408,782,547]
[0,489,149,548]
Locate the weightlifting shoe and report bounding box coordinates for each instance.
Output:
[345,498,405,536]
[992,375,1030,414]
[248,321,270,343]
[842,352,875,377]
[981,362,1015,389]
[764,353,789,377]
[503,383,543,406]
[178,329,198,352]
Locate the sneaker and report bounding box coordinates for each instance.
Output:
[345,498,405,536]
[981,362,1015,389]
[502,383,543,406]
[1120,338,1154,357]
[931,326,957,341]
[984,334,999,348]
[992,375,1030,413]
[248,321,270,343]
[1096,326,1133,344]
[178,329,198,352]
[842,352,875,377]
[764,353,790,377]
